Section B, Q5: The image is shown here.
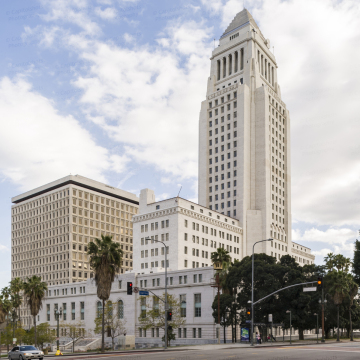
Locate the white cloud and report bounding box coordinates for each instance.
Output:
[0,245,10,252]
[94,7,117,19]
[292,227,356,263]
[0,76,127,191]
[64,20,213,180]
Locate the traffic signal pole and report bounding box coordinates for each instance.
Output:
[321,287,325,342]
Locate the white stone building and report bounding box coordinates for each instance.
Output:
[39,267,220,348]
[11,175,139,327]
[198,9,295,260]
[133,189,243,273]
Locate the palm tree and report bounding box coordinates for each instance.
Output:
[327,271,349,341]
[345,274,358,341]
[10,277,24,327]
[87,235,122,352]
[23,276,48,347]
[211,247,231,271]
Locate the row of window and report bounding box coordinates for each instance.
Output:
[209,141,237,155]
[136,274,203,289]
[139,327,202,339]
[140,234,169,244]
[141,220,169,232]
[209,132,237,146]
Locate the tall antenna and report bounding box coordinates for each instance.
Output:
[175,186,182,204]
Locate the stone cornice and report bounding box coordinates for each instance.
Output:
[291,247,315,260]
[133,206,242,235]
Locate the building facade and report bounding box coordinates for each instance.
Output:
[132,189,243,272]
[11,175,138,327]
[198,9,292,258]
[39,267,220,348]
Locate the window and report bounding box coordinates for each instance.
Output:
[118,280,122,289]
[193,274,197,283]
[180,295,186,317]
[199,274,202,283]
[47,304,50,321]
[194,294,201,317]
[71,302,75,320]
[184,275,187,284]
[198,328,202,338]
[184,328,187,338]
[96,301,102,318]
[80,302,85,320]
[63,303,67,321]
[118,300,124,319]
[141,298,146,318]
[193,328,196,338]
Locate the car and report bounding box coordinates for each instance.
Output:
[8,346,44,360]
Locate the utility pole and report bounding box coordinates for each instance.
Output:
[321,286,325,342]
[211,262,222,344]
[251,239,273,346]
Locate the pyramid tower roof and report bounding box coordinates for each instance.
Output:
[221,9,261,38]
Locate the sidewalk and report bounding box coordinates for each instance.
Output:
[44,339,360,357]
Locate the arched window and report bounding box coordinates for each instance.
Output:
[96,301,102,318]
[118,300,124,319]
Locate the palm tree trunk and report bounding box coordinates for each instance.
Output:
[349,306,353,341]
[336,305,340,342]
[101,299,105,353]
[34,315,37,347]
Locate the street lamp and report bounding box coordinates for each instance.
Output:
[318,297,327,343]
[286,310,291,345]
[145,237,168,350]
[251,238,273,346]
[54,307,63,351]
[314,313,318,344]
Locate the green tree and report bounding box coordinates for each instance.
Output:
[94,301,126,350]
[60,321,86,352]
[353,240,360,286]
[87,235,122,352]
[36,323,56,350]
[22,276,48,347]
[138,294,185,347]
[211,293,233,343]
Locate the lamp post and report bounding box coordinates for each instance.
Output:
[145,237,168,350]
[54,307,63,351]
[318,297,327,342]
[314,313,318,344]
[251,238,273,346]
[286,310,291,344]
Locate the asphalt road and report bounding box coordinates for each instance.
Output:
[47,342,360,360]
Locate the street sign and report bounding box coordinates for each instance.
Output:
[12,338,16,343]
[139,291,149,296]
[133,287,139,293]
[303,287,317,292]
[268,314,273,322]
[272,323,284,327]
[253,323,266,326]
[245,320,251,323]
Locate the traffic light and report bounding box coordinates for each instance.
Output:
[246,308,251,318]
[317,277,323,290]
[127,282,133,295]
[167,311,172,321]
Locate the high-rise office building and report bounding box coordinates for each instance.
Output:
[11,175,138,327]
[198,9,292,258]
[11,175,138,284]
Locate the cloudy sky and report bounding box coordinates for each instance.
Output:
[1,0,359,288]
